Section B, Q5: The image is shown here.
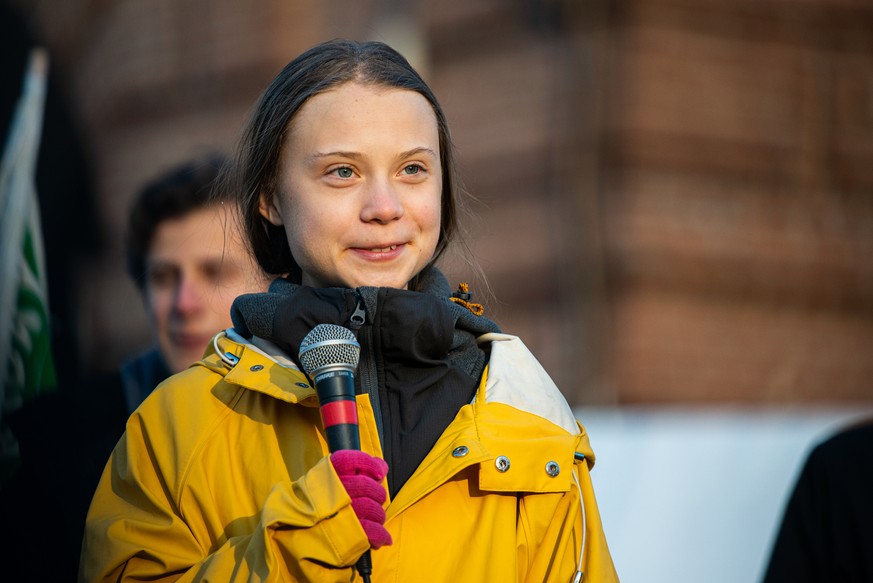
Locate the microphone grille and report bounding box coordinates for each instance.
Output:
[298,323,361,375]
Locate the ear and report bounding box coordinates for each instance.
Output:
[258,191,284,226]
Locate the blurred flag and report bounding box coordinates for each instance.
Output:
[0,48,56,476]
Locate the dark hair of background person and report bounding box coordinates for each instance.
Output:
[222,39,466,291]
[125,154,229,292]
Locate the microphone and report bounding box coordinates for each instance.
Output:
[299,324,362,451]
[298,324,373,581]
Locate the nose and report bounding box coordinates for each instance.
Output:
[172,274,204,316]
[360,178,404,224]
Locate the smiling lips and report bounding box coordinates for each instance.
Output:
[350,243,406,264]
[354,243,403,255]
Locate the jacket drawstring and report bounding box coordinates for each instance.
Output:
[571,452,587,582]
[214,331,239,368]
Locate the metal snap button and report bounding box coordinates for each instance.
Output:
[452,446,469,458]
[250,364,264,372]
[495,455,511,472]
[545,461,560,477]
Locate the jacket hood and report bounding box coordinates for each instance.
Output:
[229,268,499,347]
[228,268,502,495]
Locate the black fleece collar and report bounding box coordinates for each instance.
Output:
[230,268,500,495]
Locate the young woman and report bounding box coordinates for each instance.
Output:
[80,39,619,582]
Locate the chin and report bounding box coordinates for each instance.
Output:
[314,265,419,290]
[326,272,402,290]
[170,352,199,374]
[352,277,409,290]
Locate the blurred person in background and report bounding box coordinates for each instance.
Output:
[1,154,270,581]
[120,154,273,413]
[762,417,873,583]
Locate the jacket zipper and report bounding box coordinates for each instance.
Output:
[349,293,384,447]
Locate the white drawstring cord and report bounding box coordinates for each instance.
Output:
[213,331,239,367]
[570,465,586,583]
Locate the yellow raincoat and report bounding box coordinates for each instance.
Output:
[80,331,618,582]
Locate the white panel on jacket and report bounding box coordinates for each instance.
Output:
[477,333,579,435]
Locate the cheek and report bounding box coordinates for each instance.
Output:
[209,290,238,318]
[146,289,172,326]
[282,212,308,256]
[419,197,443,248]
[284,197,336,250]
[282,213,327,274]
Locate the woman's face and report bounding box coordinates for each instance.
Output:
[260,82,442,289]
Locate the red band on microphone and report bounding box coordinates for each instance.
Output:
[320,400,358,429]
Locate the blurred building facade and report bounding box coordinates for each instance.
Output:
[12,0,873,405]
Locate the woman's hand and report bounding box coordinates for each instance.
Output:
[330,450,393,549]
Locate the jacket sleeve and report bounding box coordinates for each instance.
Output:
[519,450,620,583]
[79,434,369,582]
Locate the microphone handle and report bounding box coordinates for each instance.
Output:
[314,370,373,581]
[315,369,360,451]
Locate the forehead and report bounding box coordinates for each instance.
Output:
[148,205,246,262]
[286,82,440,148]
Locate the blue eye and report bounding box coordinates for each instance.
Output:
[335,167,354,178]
[403,164,422,175]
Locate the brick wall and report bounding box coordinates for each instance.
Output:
[14,0,873,404]
[600,0,873,402]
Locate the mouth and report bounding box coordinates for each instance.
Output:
[172,333,210,349]
[351,243,406,262]
[367,245,398,253]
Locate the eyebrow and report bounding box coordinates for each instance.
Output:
[397,147,438,160]
[308,150,362,162]
[307,147,438,163]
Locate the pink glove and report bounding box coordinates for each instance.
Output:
[330,450,392,549]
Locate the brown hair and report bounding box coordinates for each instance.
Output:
[127,154,228,291]
[223,39,463,290]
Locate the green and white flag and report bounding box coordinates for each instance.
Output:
[0,48,56,476]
